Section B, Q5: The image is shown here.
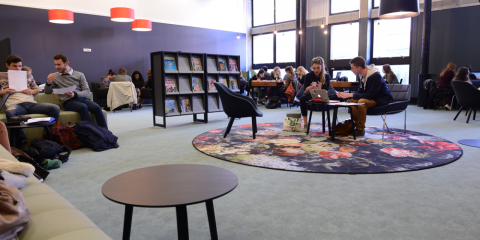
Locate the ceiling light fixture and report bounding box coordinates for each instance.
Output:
[132,19,152,31]
[48,9,74,24]
[111,7,135,22]
[379,0,419,19]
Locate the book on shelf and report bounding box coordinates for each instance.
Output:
[218,61,226,71]
[164,57,177,71]
[220,77,228,86]
[208,79,216,91]
[183,98,192,112]
[180,98,185,112]
[191,57,203,71]
[165,100,176,114]
[229,60,238,71]
[192,77,203,91]
[165,79,177,92]
[230,79,238,90]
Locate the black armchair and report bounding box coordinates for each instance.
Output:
[90,82,108,105]
[214,82,263,139]
[367,84,410,140]
[451,81,480,123]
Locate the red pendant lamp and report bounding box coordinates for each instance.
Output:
[132,19,152,31]
[110,7,135,22]
[48,9,74,24]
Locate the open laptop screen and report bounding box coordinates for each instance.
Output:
[471,72,480,79]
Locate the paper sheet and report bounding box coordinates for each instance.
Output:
[52,85,76,94]
[7,70,28,91]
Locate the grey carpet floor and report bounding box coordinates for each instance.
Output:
[45,104,480,240]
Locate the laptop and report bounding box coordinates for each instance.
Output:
[309,89,340,103]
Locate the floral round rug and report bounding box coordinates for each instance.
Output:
[192,123,463,174]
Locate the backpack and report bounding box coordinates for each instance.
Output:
[335,119,354,136]
[284,82,296,103]
[73,121,119,152]
[25,139,72,163]
[266,96,281,109]
[423,79,442,109]
[48,122,81,150]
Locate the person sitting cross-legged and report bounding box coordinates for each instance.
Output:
[336,56,393,137]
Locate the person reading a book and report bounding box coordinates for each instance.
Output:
[299,56,331,132]
[45,54,108,129]
[0,55,60,146]
[248,69,268,104]
[114,68,132,82]
[336,56,393,137]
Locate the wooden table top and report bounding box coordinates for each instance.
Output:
[102,164,238,208]
[251,81,284,87]
[330,82,359,88]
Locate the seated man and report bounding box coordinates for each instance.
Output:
[0,55,60,145]
[336,56,393,137]
[114,68,132,82]
[45,54,108,129]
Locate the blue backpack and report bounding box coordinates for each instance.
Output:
[73,121,119,152]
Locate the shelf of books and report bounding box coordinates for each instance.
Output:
[205,54,240,113]
[150,51,208,128]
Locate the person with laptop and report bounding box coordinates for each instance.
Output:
[299,56,331,131]
[336,56,393,137]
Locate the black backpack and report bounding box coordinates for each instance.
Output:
[73,121,119,152]
[25,139,72,163]
[266,96,281,109]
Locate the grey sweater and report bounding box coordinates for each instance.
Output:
[45,70,90,103]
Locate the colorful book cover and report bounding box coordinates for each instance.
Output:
[230,79,238,90]
[179,98,186,112]
[191,57,203,71]
[165,79,177,92]
[229,60,238,71]
[208,79,216,91]
[164,57,177,71]
[165,100,175,114]
[192,77,203,91]
[220,77,228,86]
[218,61,226,71]
[183,99,192,112]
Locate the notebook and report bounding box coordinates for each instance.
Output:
[309,89,339,103]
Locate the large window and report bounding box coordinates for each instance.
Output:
[331,0,360,14]
[276,30,296,63]
[253,0,274,26]
[381,64,410,85]
[373,18,411,58]
[330,22,359,60]
[332,70,357,82]
[374,0,380,8]
[253,34,274,64]
[253,0,295,27]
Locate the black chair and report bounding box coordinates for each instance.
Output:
[451,81,480,123]
[367,84,410,140]
[214,82,263,139]
[90,82,108,105]
[399,79,403,84]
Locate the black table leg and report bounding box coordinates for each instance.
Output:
[349,107,356,140]
[176,205,189,240]
[206,200,218,240]
[9,129,16,148]
[327,108,331,132]
[322,108,325,133]
[307,107,313,135]
[45,125,53,141]
[331,107,338,141]
[123,205,133,240]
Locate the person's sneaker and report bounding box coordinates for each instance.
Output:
[302,128,308,133]
[349,129,365,137]
[444,104,452,111]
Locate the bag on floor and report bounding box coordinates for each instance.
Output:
[73,121,119,152]
[335,119,354,136]
[48,122,81,150]
[0,178,31,240]
[25,139,72,163]
[283,113,302,132]
[266,96,281,109]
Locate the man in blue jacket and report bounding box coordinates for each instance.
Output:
[336,56,393,137]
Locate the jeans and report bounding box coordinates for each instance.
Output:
[64,98,108,129]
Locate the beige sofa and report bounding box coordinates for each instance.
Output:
[0,93,108,142]
[0,146,112,240]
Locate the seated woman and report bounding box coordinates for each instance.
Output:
[293,66,309,105]
[282,66,296,103]
[131,71,145,108]
[453,67,472,84]
[248,69,266,104]
[265,67,283,100]
[464,65,479,80]
[437,62,457,110]
[101,69,116,88]
[300,57,331,131]
[382,65,399,84]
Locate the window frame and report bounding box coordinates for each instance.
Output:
[252,0,295,28]
[372,0,380,9]
[252,29,296,70]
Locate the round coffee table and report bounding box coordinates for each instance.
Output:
[102,164,238,240]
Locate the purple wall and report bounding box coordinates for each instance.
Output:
[0,4,246,83]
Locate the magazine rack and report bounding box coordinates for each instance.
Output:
[151,51,208,128]
[205,54,240,113]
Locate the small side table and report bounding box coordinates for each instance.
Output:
[102,164,238,240]
[306,101,331,135]
[328,102,364,141]
[6,121,55,147]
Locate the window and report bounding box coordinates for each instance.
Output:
[373,18,411,58]
[253,0,274,26]
[332,70,357,82]
[374,0,380,8]
[331,0,360,14]
[330,22,359,60]
[276,31,296,63]
[275,0,296,23]
[253,34,274,64]
[381,64,410,84]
